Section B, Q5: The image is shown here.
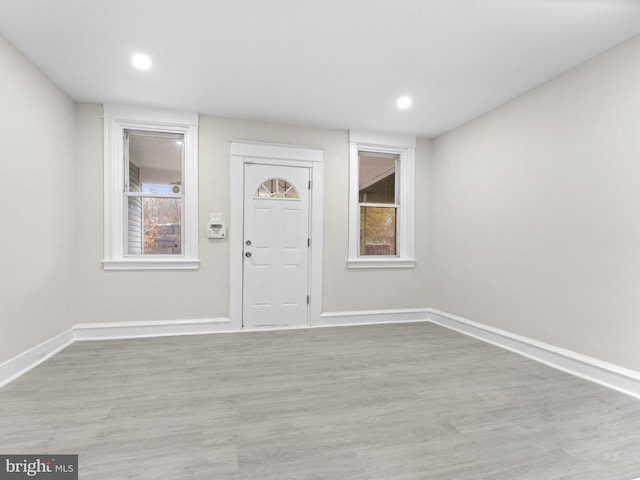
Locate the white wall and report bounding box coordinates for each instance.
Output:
[428,35,640,371]
[5,23,639,377]
[73,111,431,323]
[0,35,75,364]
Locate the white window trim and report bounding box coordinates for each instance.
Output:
[348,130,416,269]
[103,104,199,270]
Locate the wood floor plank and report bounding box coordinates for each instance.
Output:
[1,322,639,479]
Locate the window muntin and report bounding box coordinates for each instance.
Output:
[125,131,184,255]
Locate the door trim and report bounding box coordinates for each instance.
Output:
[230,141,324,330]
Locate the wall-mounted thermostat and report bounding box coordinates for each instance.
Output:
[207,212,227,239]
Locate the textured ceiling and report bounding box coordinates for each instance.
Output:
[1,0,639,137]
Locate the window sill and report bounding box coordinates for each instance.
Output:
[347,258,416,269]
[103,258,200,271]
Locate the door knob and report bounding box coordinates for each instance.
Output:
[245,251,252,258]
[245,240,252,246]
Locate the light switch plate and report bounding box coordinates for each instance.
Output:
[209,212,222,225]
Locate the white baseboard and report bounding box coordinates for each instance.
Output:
[73,318,232,341]
[0,329,74,389]
[4,310,640,401]
[316,308,430,327]
[0,311,428,388]
[428,308,640,400]
[0,319,233,388]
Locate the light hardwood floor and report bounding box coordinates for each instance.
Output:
[1,322,639,479]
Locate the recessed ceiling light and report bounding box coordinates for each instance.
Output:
[132,53,151,70]
[397,96,412,109]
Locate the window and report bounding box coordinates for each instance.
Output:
[126,132,184,256]
[256,178,300,199]
[103,105,199,270]
[348,131,416,268]
[359,152,398,256]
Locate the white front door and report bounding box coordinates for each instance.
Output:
[243,163,310,328]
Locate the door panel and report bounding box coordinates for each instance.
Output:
[243,163,310,327]
[283,209,300,248]
[282,265,300,305]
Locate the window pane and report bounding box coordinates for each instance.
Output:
[360,206,396,256]
[255,178,299,199]
[126,131,184,256]
[359,152,397,203]
[140,197,182,255]
[128,131,183,193]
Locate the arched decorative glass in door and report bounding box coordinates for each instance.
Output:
[255,178,299,199]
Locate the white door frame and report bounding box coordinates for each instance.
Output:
[229,141,324,330]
